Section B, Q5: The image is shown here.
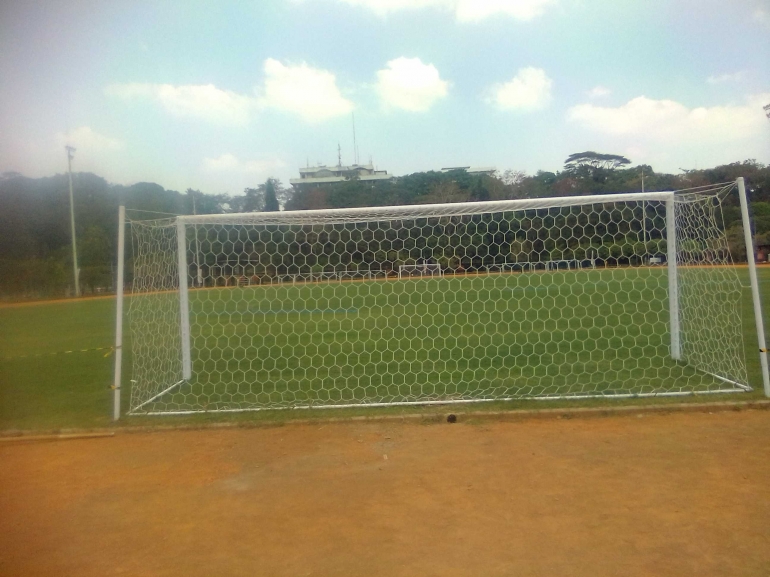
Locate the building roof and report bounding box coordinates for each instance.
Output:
[440,166,497,174]
[290,162,498,188]
[289,173,393,186]
[291,161,393,187]
[299,163,375,175]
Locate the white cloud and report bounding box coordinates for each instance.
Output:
[375,57,449,112]
[566,94,770,170]
[454,0,555,21]
[755,5,770,27]
[334,0,555,21]
[567,94,769,142]
[488,67,552,111]
[706,71,748,84]
[587,85,611,98]
[106,59,352,124]
[57,126,123,151]
[333,0,441,17]
[26,127,128,183]
[259,59,353,122]
[105,83,258,125]
[202,153,241,171]
[202,154,286,174]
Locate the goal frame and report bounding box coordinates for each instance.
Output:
[111,178,770,420]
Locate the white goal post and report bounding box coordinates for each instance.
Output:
[112,179,770,418]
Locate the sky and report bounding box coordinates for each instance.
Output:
[0,0,769,195]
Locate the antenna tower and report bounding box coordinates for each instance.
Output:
[352,112,359,165]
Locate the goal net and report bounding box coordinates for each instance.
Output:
[124,184,755,415]
[399,263,443,278]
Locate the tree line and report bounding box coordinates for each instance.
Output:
[0,156,768,300]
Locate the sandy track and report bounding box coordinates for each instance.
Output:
[1,410,769,576]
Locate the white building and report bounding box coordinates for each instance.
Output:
[290,163,393,190]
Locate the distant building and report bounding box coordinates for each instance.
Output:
[290,163,393,190]
[440,166,497,176]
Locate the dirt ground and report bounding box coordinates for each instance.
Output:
[1,410,769,577]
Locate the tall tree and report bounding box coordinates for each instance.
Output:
[244,178,281,212]
[243,186,264,212]
[501,169,527,186]
[185,188,228,215]
[471,176,489,201]
[564,151,631,172]
[263,178,280,212]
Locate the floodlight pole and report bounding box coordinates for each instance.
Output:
[66,145,80,297]
[737,177,770,396]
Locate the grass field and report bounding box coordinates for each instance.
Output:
[1,267,769,430]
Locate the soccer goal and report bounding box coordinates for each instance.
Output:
[399,263,443,278]
[111,178,769,418]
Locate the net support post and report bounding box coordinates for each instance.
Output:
[176,218,192,381]
[666,194,681,361]
[737,177,770,396]
[112,206,126,421]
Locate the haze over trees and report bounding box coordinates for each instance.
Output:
[0,159,768,300]
[243,178,284,213]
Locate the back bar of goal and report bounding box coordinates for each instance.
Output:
[178,191,676,226]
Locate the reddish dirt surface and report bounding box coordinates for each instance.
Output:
[0,294,117,308]
[1,410,769,576]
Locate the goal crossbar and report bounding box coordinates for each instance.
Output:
[178,191,676,226]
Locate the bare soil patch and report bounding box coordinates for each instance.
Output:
[1,410,769,576]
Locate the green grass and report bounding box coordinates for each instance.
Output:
[0,298,120,430]
[170,268,730,408]
[1,267,769,431]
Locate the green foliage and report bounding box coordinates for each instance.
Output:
[243,187,263,212]
[564,151,632,171]
[1,161,769,300]
[751,202,770,236]
[244,178,286,212]
[185,188,227,215]
[472,176,489,201]
[79,226,111,266]
[726,225,747,262]
[264,178,280,212]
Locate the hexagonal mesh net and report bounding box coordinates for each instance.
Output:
[126,185,750,414]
